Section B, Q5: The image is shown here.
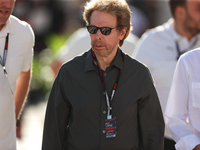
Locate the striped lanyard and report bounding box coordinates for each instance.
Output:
[0,33,9,77]
[92,50,123,119]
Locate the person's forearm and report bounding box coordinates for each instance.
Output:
[193,144,200,150]
[15,69,31,119]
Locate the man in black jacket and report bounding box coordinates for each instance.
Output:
[42,0,164,149]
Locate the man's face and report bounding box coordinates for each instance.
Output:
[0,0,15,31]
[183,0,200,36]
[89,10,125,58]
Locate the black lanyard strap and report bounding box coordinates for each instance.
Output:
[0,33,9,76]
[92,50,124,118]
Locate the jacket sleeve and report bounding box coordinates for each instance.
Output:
[138,68,165,150]
[42,67,71,150]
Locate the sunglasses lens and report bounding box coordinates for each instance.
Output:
[87,26,113,35]
[101,27,111,35]
[87,26,98,34]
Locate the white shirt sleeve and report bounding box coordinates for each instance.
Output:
[132,32,153,66]
[21,24,35,72]
[165,56,200,150]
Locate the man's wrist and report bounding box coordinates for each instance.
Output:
[16,119,20,128]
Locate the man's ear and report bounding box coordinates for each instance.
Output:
[175,6,186,22]
[119,27,127,40]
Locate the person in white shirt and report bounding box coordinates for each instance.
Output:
[0,0,35,149]
[52,27,138,76]
[132,0,200,149]
[165,48,200,150]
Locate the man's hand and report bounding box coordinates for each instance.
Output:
[193,144,200,150]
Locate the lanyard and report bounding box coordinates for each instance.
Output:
[175,38,198,60]
[0,33,9,76]
[92,50,124,119]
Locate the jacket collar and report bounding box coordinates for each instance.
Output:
[84,48,124,73]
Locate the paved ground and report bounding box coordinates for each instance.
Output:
[16,102,47,150]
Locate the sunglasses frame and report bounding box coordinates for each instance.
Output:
[86,25,121,35]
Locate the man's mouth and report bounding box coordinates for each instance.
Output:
[92,41,105,49]
[0,10,9,15]
[96,45,103,47]
[95,44,105,49]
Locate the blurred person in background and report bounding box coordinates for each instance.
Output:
[42,0,164,149]
[165,47,200,150]
[0,0,34,149]
[133,0,200,149]
[128,3,150,38]
[52,27,138,77]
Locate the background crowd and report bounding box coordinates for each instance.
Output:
[12,0,172,149]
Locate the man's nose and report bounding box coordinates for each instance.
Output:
[95,29,103,40]
[0,0,12,7]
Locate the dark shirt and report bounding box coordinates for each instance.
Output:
[42,48,164,150]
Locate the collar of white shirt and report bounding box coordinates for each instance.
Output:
[0,16,14,38]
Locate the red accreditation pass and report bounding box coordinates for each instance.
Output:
[105,117,116,138]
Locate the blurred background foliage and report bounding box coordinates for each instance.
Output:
[29,34,69,104]
[13,0,89,105]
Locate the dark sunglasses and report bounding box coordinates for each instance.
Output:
[86,25,121,35]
